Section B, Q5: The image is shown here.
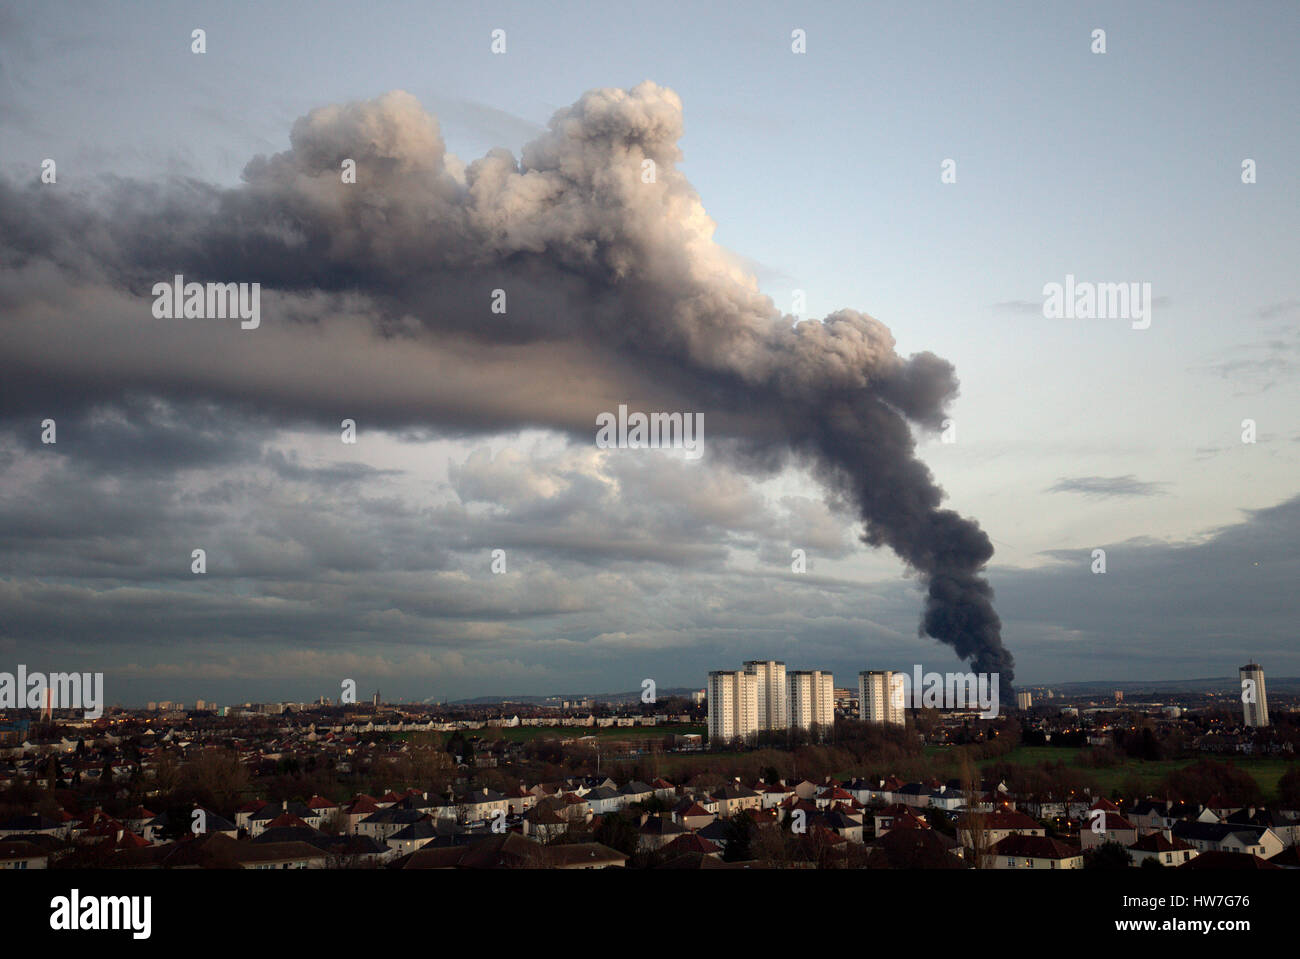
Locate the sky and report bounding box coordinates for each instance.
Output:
[0,1,1296,706]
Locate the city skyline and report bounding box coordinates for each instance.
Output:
[1,657,1294,712]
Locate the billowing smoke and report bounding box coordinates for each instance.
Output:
[0,82,1013,681]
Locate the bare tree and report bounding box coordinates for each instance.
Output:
[959,752,990,869]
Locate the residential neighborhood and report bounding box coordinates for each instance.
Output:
[2,715,1297,870]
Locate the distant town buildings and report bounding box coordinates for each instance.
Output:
[706,670,757,742]
[743,660,787,731]
[1016,691,1033,711]
[1240,662,1269,727]
[858,670,905,726]
[707,663,835,739]
[787,670,834,731]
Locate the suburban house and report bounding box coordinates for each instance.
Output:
[1080,812,1139,851]
[357,806,430,842]
[956,809,1044,848]
[342,795,381,834]
[521,803,567,842]
[0,839,48,869]
[582,786,625,816]
[874,803,929,837]
[637,814,687,851]
[1172,821,1282,859]
[987,835,1084,869]
[450,787,510,824]
[760,783,794,809]
[620,781,655,806]
[233,840,328,869]
[1127,831,1198,867]
[673,801,716,831]
[711,783,762,817]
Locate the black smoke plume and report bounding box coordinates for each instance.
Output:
[0,82,1013,681]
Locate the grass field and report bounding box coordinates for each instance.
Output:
[922,744,1295,802]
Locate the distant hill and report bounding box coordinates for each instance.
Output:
[1029,676,1300,695]
[445,687,699,706]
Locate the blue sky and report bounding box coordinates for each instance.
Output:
[0,1,1296,704]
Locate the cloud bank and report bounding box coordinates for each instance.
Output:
[0,82,1012,680]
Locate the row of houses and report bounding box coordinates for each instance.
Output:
[3,767,1298,870]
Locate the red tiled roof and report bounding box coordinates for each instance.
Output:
[115,830,151,849]
[662,832,721,855]
[960,810,1040,830]
[265,813,313,829]
[990,834,1081,860]
[890,812,930,830]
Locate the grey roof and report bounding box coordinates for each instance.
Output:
[252,825,320,844]
[697,820,732,842]
[711,784,760,800]
[452,788,506,804]
[147,808,236,833]
[639,816,686,836]
[310,834,389,856]
[1225,808,1294,828]
[388,819,441,841]
[361,807,427,826]
[1173,821,1265,843]
[824,811,861,830]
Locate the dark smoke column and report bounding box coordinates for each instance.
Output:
[767,320,1015,685]
[0,81,1016,683]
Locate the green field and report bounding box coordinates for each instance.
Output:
[922,744,1295,802]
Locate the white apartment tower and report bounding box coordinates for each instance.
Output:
[707,670,758,743]
[744,660,788,731]
[1240,662,1270,728]
[787,670,834,731]
[859,670,906,726]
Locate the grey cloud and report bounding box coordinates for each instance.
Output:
[1257,299,1299,320]
[1047,475,1171,498]
[994,494,1300,678]
[0,83,1012,679]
